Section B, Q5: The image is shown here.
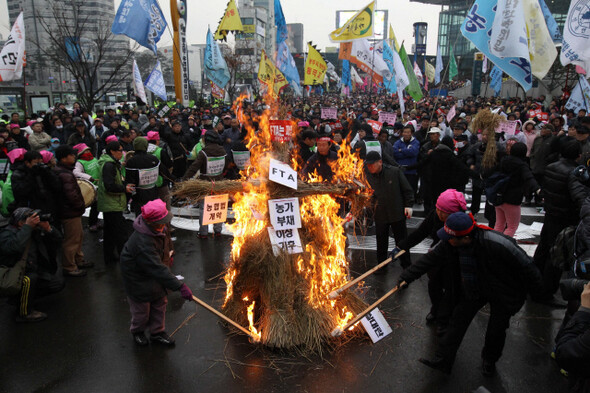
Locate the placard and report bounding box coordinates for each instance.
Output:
[157,105,170,118]
[205,155,226,177]
[137,165,159,189]
[232,150,251,170]
[268,198,301,230]
[365,141,382,156]
[366,120,383,137]
[267,227,303,256]
[269,158,297,190]
[269,120,294,143]
[446,105,456,123]
[321,107,337,120]
[496,120,518,137]
[202,194,229,225]
[360,307,393,343]
[378,112,397,125]
[528,108,542,119]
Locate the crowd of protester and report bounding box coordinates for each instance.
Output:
[0,91,589,390]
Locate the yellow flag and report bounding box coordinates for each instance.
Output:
[304,43,327,85]
[425,61,435,83]
[258,50,288,97]
[329,1,375,42]
[522,0,557,79]
[214,0,244,41]
[389,24,400,52]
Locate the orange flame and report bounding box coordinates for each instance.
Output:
[243,297,262,341]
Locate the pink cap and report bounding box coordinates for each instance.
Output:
[7,148,27,164]
[27,120,37,127]
[141,199,172,224]
[436,189,467,214]
[9,124,20,129]
[201,129,207,136]
[105,135,118,143]
[39,150,54,164]
[147,131,160,141]
[298,121,310,128]
[73,143,90,154]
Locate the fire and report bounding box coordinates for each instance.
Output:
[221,92,370,348]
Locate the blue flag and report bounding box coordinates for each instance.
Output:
[341,59,352,89]
[144,61,167,101]
[112,0,166,55]
[275,41,301,95]
[274,0,288,45]
[460,0,533,91]
[435,45,443,85]
[538,0,562,44]
[381,41,398,94]
[489,66,503,96]
[204,29,231,88]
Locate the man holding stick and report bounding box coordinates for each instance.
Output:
[399,212,543,376]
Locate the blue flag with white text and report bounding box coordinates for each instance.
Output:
[112,0,166,55]
[144,61,167,101]
[275,41,301,95]
[341,60,352,89]
[460,0,533,91]
[204,29,231,89]
[274,0,288,45]
[381,41,398,94]
[538,0,562,43]
[490,66,503,96]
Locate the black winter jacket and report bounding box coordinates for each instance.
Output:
[498,155,539,206]
[400,228,543,313]
[555,308,590,393]
[184,142,229,180]
[10,162,61,218]
[543,158,581,219]
[365,164,414,223]
[125,151,161,213]
[53,163,86,219]
[427,144,470,201]
[120,216,183,302]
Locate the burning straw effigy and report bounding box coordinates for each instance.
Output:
[173,97,372,354]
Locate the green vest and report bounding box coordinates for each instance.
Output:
[149,146,164,187]
[0,171,14,217]
[80,158,100,182]
[97,154,126,212]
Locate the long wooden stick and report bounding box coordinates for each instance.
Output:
[331,282,406,337]
[191,295,260,342]
[328,250,406,299]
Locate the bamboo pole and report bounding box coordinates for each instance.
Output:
[330,282,406,337]
[328,250,406,299]
[191,295,260,343]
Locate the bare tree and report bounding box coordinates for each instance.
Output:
[32,0,137,110]
[222,47,256,102]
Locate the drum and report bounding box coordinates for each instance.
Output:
[77,178,97,208]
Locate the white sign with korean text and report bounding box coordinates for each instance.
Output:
[137,165,159,189]
[267,227,303,256]
[321,107,338,120]
[378,112,397,125]
[205,155,226,177]
[269,158,298,190]
[360,307,393,343]
[365,141,382,156]
[202,194,229,225]
[268,198,301,230]
[232,150,251,170]
[496,120,518,137]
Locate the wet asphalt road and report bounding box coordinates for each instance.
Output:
[0,220,569,393]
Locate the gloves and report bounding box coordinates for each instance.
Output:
[389,247,402,260]
[404,207,413,219]
[179,283,193,301]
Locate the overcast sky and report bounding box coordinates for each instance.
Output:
[0,0,442,55]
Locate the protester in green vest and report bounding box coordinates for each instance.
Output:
[73,143,101,231]
[97,141,134,264]
[146,131,176,208]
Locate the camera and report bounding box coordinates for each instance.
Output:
[560,278,590,301]
[32,209,52,222]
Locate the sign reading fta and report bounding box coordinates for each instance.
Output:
[269,158,297,190]
[269,120,294,143]
[360,307,393,343]
[268,198,301,230]
[202,194,229,225]
[267,227,303,256]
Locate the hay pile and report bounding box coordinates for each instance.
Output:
[472,109,505,170]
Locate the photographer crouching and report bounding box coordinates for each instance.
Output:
[0,208,64,322]
[555,278,590,393]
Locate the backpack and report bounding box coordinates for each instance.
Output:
[484,171,511,206]
[550,225,577,271]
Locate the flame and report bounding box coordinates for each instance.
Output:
[223,92,370,340]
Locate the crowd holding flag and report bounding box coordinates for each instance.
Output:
[0,12,26,82]
[398,44,423,101]
[448,47,458,81]
[304,43,327,86]
[489,66,503,97]
[274,0,289,45]
[434,45,443,85]
[258,50,288,98]
[132,59,147,104]
[144,61,167,101]
[204,28,231,89]
[380,41,398,95]
[214,0,244,41]
[413,62,424,86]
[566,75,590,113]
[111,0,166,55]
[329,1,375,42]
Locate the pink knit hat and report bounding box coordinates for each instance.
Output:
[146,131,160,141]
[298,121,310,128]
[73,143,90,155]
[7,148,27,164]
[39,150,54,164]
[105,135,118,143]
[436,189,467,214]
[141,199,172,224]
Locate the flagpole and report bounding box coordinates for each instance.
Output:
[369,39,376,102]
[22,68,27,118]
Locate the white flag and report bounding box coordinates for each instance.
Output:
[435,45,443,85]
[133,60,147,104]
[0,12,26,82]
[565,76,590,113]
[523,0,557,79]
[560,0,590,73]
[482,55,488,73]
[350,66,363,85]
[413,61,424,86]
[446,105,457,123]
[391,49,409,114]
[490,0,529,60]
[351,39,391,80]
